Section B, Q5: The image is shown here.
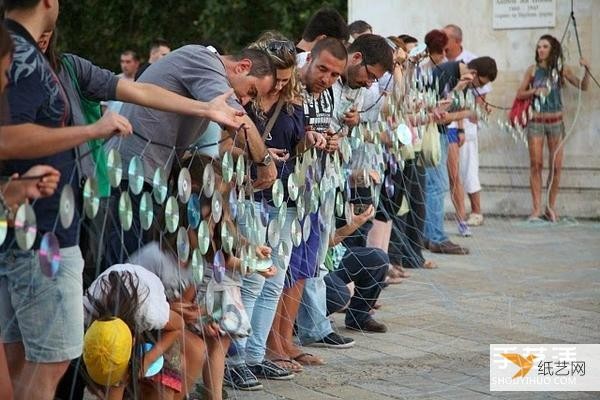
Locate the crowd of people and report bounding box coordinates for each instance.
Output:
[0,1,592,400]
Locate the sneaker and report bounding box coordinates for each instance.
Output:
[458,221,472,237]
[346,318,388,333]
[247,360,295,381]
[224,364,263,391]
[309,332,355,349]
[466,213,484,226]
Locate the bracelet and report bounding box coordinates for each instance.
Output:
[0,188,15,221]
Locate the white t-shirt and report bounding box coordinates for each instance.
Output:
[84,263,170,332]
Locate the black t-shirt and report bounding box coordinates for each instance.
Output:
[431,60,462,134]
[303,88,334,133]
[2,19,79,250]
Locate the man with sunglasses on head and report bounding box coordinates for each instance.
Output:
[423,56,497,255]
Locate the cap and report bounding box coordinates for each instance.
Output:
[83,318,133,386]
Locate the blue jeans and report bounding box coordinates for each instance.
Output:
[296,267,333,344]
[229,202,295,366]
[424,133,449,244]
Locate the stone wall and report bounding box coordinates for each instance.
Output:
[349,0,600,218]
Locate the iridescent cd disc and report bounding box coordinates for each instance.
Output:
[202,164,215,198]
[228,188,238,220]
[260,198,269,227]
[213,250,226,284]
[128,156,145,195]
[287,173,299,201]
[164,196,180,233]
[272,179,284,208]
[296,192,305,221]
[345,202,353,226]
[191,248,204,283]
[14,203,36,250]
[83,177,100,219]
[59,185,75,229]
[177,227,190,263]
[396,123,412,145]
[139,192,154,231]
[267,219,280,247]
[152,167,168,204]
[254,257,273,272]
[335,191,344,217]
[211,191,223,223]
[221,152,233,183]
[302,216,312,242]
[187,193,201,229]
[177,167,192,204]
[291,218,302,247]
[39,232,60,278]
[198,220,210,255]
[107,149,123,188]
[221,223,234,254]
[385,175,395,198]
[235,155,245,186]
[118,191,133,231]
[0,205,7,246]
[277,201,287,227]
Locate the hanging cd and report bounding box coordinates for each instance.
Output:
[211,191,223,223]
[287,173,299,201]
[14,203,36,250]
[278,240,290,258]
[39,232,61,278]
[177,167,192,204]
[191,248,204,283]
[291,218,302,247]
[277,201,287,227]
[118,191,133,231]
[228,188,238,220]
[213,250,226,284]
[396,123,412,145]
[221,152,234,183]
[335,191,344,217]
[272,179,284,208]
[409,42,427,59]
[106,149,123,188]
[267,218,280,247]
[152,167,168,204]
[260,198,269,227]
[83,177,100,219]
[202,164,216,198]
[59,185,75,229]
[345,202,353,226]
[177,227,190,263]
[139,192,154,231]
[0,205,7,246]
[187,193,201,229]
[128,156,145,195]
[385,175,395,198]
[198,220,210,255]
[221,223,234,254]
[302,215,312,242]
[296,191,305,221]
[235,155,245,186]
[164,196,179,233]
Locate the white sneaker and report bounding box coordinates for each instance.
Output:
[466,213,484,226]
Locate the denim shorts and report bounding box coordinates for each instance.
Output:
[0,246,84,362]
[527,120,565,138]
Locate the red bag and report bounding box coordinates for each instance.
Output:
[508,97,531,127]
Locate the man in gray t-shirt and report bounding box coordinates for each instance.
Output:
[104,45,277,268]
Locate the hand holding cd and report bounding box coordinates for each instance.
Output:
[19,165,61,199]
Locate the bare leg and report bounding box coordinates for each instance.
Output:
[447,142,466,221]
[0,345,14,400]
[201,335,230,400]
[266,300,287,360]
[366,220,392,252]
[14,360,70,400]
[279,280,306,358]
[546,135,564,221]
[468,191,481,215]
[528,135,545,218]
[176,330,206,400]
[4,342,25,391]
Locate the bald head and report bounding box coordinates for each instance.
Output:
[443,24,463,60]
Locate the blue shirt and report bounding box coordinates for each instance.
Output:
[247,103,305,205]
[2,20,79,249]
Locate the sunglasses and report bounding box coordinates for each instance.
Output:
[267,40,296,56]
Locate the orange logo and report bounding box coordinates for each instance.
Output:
[501,353,537,378]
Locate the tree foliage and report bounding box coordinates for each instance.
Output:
[58,0,347,71]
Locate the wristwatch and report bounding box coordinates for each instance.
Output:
[257,152,273,167]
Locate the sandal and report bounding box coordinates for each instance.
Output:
[270,358,304,373]
[292,352,326,366]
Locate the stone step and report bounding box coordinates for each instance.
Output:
[478,165,600,191]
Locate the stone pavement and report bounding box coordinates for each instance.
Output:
[228,218,600,400]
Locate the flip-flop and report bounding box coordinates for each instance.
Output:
[293,352,326,366]
[270,358,304,373]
